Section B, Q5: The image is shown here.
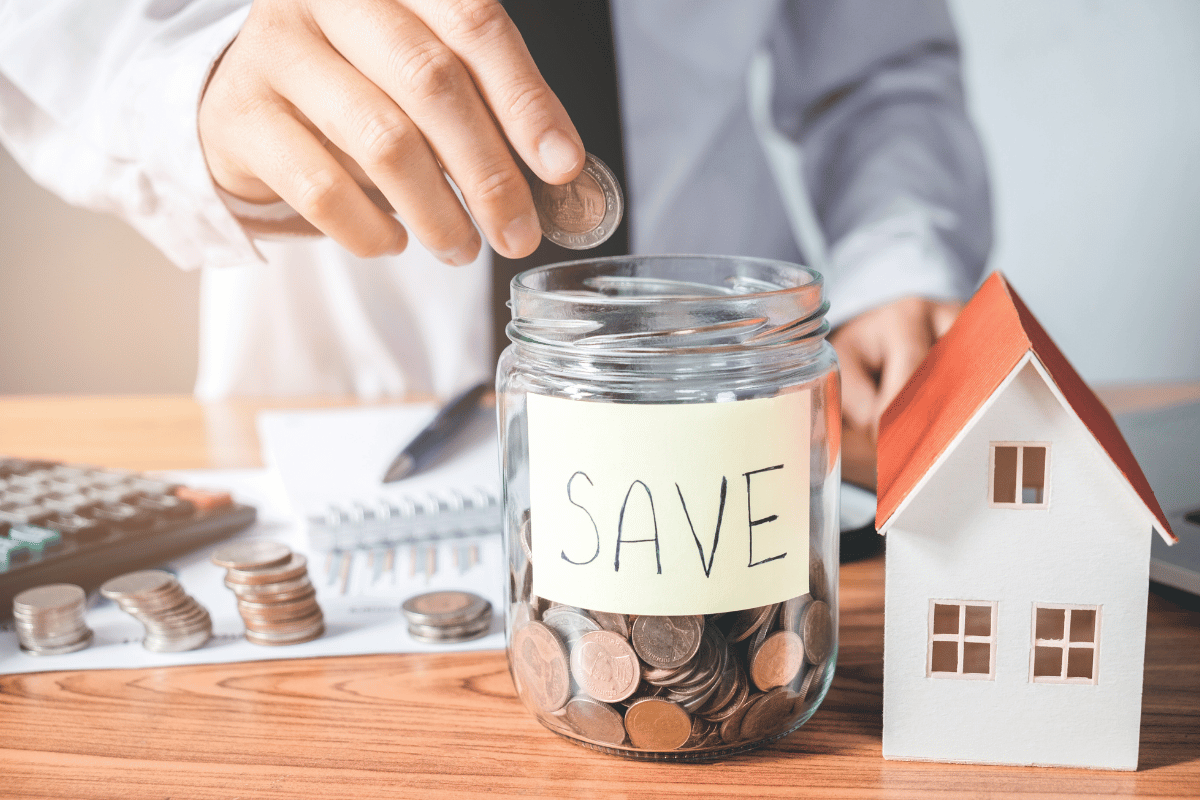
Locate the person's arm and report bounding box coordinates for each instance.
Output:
[0,0,258,269]
[0,0,584,271]
[770,0,993,486]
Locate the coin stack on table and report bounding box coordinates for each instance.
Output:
[402,590,492,644]
[12,583,92,655]
[212,541,324,646]
[100,570,212,652]
[509,536,835,755]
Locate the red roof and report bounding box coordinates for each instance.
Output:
[875,272,1175,542]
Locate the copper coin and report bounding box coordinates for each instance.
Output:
[211,540,291,571]
[739,686,798,741]
[564,696,626,745]
[530,152,623,250]
[225,575,313,600]
[624,697,692,751]
[236,587,318,612]
[725,604,776,643]
[751,631,805,691]
[402,590,490,627]
[630,615,704,669]
[224,553,309,585]
[591,611,630,639]
[511,621,571,713]
[810,549,829,601]
[571,630,640,703]
[801,600,833,664]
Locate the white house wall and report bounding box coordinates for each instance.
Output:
[882,360,1153,770]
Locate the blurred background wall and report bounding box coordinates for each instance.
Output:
[0,0,1197,395]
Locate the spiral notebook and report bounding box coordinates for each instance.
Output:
[258,404,502,551]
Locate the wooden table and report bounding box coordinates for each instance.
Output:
[1,390,1198,799]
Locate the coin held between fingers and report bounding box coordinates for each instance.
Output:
[529,152,623,250]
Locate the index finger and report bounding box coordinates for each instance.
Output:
[408,0,585,184]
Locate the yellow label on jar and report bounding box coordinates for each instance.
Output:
[527,391,810,615]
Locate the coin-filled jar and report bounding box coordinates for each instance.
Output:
[497,255,840,760]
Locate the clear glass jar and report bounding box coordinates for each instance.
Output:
[497,255,839,760]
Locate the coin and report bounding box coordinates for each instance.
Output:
[624,697,692,750]
[14,583,85,614]
[211,540,291,571]
[402,590,490,628]
[571,630,640,703]
[800,600,833,664]
[564,696,626,745]
[591,611,630,639]
[530,152,623,250]
[631,615,704,669]
[725,604,776,643]
[223,553,309,585]
[751,631,805,691]
[542,605,601,648]
[100,570,176,600]
[512,621,571,713]
[408,616,492,644]
[810,549,829,601]
[738,686,798,741]
[781,594,811,634]
[244,624,325,646]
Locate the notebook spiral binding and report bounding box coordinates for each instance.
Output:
[305,486,502,551]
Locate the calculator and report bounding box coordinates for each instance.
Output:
[0,457,256,618]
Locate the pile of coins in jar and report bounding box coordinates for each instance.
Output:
[509,519,834,754]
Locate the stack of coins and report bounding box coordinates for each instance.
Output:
[212,541,323,646]
[12,583,93,655]
[402,590,491,643]
[510,532,836,753]
[100,570,212,652]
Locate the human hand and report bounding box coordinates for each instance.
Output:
[198,0,585,264]
[830,297,961,489]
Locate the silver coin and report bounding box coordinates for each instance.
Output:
[13,583,85,614]
[401,590,490,628]
[19,629,93,656]
[211,539,292,571]
[236,587,318,612]
[244,624,325,647]
[225,575,313,600]
[530,152,623,250]
[407,616,492,643]
[143,627,212,653]
[564,696,627,745]
[100,570,178,600]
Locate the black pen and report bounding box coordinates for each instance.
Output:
[382,381,490,483]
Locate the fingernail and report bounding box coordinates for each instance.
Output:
[502,212,541,256]
[537,130,582,177]
[436,240,480,267]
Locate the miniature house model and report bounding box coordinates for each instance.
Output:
[876,272,1176,770]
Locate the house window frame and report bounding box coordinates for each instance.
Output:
[989,441,1052,508]
[1029,603,1101,685]
[927,599,999,680]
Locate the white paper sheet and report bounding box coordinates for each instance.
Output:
[0,467,505,675]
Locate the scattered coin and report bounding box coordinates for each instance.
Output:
[101,570,211,652]
[13,583,92,656]
[530,152,623,250]
[212,542,324,646]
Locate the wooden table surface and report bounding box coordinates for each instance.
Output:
[1,389,1198,799]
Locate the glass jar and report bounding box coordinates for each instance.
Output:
[497,255,839,760]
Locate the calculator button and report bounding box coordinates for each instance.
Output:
[8,524,63,552]
[87,502,155,531]
[173,487,233,513]
[0,504,55,526]
[0,538,34,571]
[42,512,107,541]
[135,494,195,519]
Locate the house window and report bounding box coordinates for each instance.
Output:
[990,442,1050,507]
[1030,604,1100,684]
[928,600,997,680]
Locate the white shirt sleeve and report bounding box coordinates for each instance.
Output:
[0,0,258,270]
